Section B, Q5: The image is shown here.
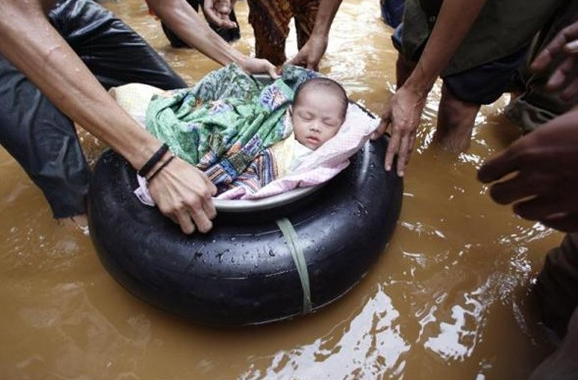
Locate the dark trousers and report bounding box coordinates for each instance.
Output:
[0,0,186,218]
[536,233,578,338]
[530,233,578,379]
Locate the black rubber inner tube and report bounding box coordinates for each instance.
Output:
[87,136,403,326]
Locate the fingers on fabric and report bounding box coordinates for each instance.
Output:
[275,65,284,76]
[530,48,556,73]
[546,56,576,92]
[241,59,278,78]
[285,55,306,69]
[565,39,578,54]
[559,22,578,50]
[267,64,280,79]
[307,62,319,71]
[531,22,578,73]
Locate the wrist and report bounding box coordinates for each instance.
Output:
[310,25,330,39]
[402,72,435,101]
[234,55,250,71]
[137,143,170,178]
[146,151,176,183]
[223,45,247,67]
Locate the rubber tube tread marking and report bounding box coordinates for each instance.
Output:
[276,217,312,314]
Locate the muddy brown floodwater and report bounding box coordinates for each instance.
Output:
[0,0,564,379]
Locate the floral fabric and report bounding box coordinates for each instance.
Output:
[145,64,317,189]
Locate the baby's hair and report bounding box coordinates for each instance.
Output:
[293,77,348,119]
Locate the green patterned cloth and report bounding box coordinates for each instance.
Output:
[145,64,317,186]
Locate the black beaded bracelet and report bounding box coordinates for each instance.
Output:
[146,154,176,183]
[138,143,170,177]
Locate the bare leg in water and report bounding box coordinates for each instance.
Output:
[434,84,481,152]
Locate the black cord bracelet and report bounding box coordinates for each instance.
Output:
[146,154,176,183]
[138,143,170,177]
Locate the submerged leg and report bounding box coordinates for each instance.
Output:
[434,83,481,152]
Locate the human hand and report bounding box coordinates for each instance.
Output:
[202,0,238,29]
[530,20,578,100]
[478,109,578,232]
[147,156,217,234]
[371,86,426,176]
[239,57,280,78]
[285,34,328,71]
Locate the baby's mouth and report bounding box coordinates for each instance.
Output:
[306,136,319,145]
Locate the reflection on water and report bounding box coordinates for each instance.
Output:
[0,0,564,379]
[239,288,409,380]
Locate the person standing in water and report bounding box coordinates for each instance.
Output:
[478,19,578,379]
[201,0,344,70]
[371,0,565,177]
[0,0,277,234]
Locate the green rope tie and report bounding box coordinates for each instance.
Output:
[276,217,312,314]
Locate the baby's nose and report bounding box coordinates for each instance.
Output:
[309,122,321,132]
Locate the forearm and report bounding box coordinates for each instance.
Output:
[404,0,489,95]
[148,0,246,67]
[311,0,342,38]
[0,1,162,170]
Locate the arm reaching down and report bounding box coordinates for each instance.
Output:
[0,0,216,234]
[148,0,278,77]
[372,0,490,176]
[285,0,343,71]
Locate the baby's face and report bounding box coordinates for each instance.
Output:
[291,89,345,150]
